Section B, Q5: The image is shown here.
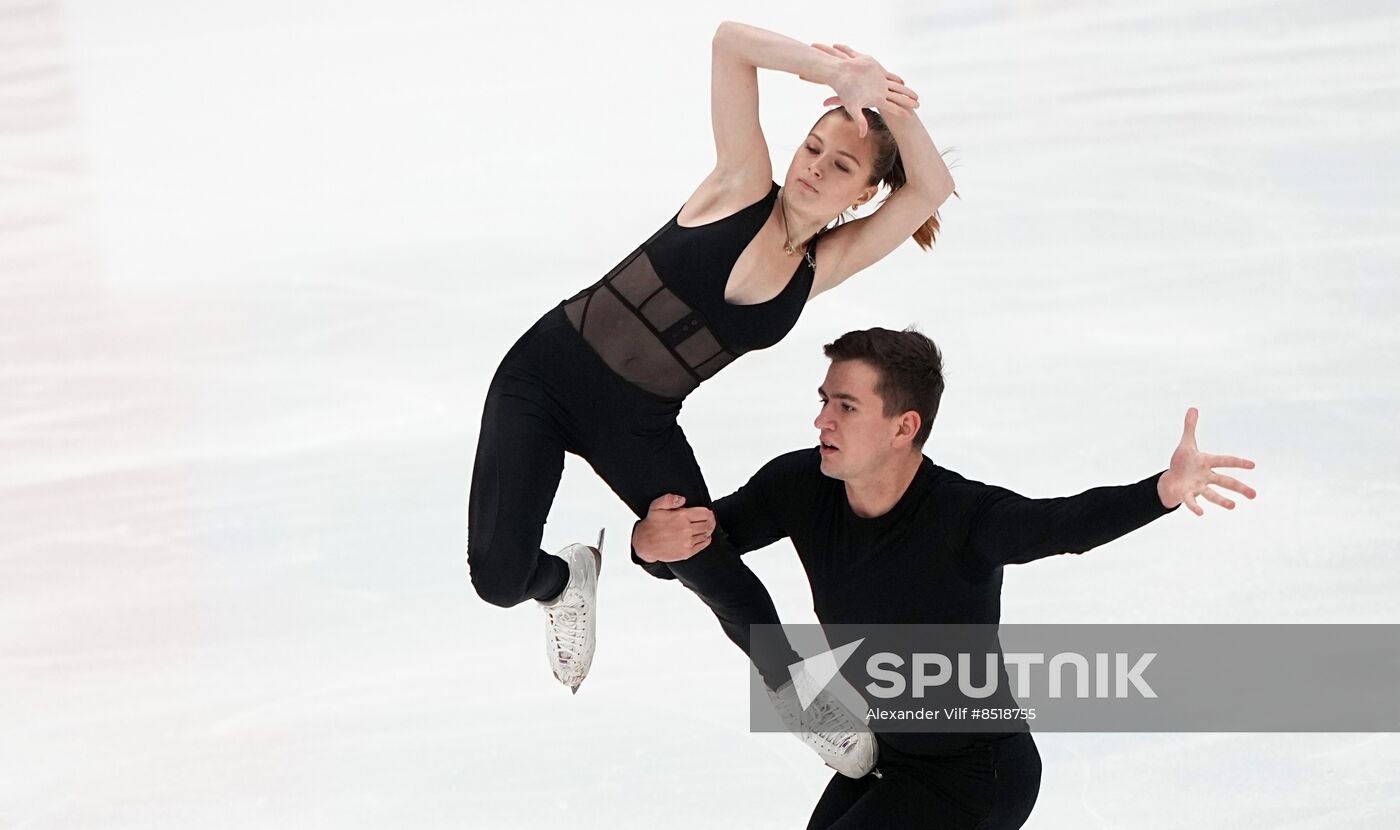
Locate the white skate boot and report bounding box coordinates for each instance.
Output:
[767,670,878,778]
[539,530,604,694]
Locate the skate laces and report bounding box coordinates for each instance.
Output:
[801,693,863,754]
[545,589,590,666]
[770,679,865,755]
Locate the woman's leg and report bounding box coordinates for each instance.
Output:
[584,416,797,688]
[466,366,571,607]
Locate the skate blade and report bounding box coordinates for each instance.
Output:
[552,668,585,694]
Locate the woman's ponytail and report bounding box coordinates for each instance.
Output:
[876,130,955,251]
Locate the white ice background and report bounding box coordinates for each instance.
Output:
[3,0,1398,827]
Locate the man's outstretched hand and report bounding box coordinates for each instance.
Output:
[632,494,716,563]
[1157,407,1257,515]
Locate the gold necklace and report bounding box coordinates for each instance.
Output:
[779,188,818,269]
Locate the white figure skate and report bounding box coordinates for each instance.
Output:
[767,669,879,778]
[539,529,604,694]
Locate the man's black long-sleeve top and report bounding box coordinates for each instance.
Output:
[713,447,1176,755]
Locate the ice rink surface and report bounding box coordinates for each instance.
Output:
[3,0,1398,826]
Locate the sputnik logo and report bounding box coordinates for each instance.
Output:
[790,637,865,709]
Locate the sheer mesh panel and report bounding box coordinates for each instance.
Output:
[674,327,724,367]
[563,248,738,400]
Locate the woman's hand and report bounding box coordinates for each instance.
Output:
[809,43,919,136]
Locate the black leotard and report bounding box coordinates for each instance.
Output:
[563,182,816,399]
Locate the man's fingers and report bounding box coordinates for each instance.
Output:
[1209,472,1257,499]
[647,493,685,512]
[1184,493,1204,517]
[1200,486,1235,511]
[1182,407,1199,446]
[687,514,716,535]
[1206,454,1255,471]
[690,530,713,547]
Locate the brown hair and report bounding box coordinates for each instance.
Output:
[818,107,955,251]
[823,326,944,448]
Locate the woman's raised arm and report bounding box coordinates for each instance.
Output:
[702,22,917,200]
[708,24,892,175]
[808,44,956,295]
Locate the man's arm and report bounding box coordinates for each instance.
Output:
[712,473,789,555]
[964,472,1176,569]
[631,453,802,563]
[965,408,1256,570]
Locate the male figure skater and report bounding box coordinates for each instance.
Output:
[631,327,1256,829]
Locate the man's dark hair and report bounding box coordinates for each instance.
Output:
[823,327,944,447]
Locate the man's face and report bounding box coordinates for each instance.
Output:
[814,359,910,482]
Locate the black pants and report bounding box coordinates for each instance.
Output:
[807,733,1042,830]
[467,305,795,686]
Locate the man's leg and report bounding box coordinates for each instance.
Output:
[806,768,982,830]
[805,771,875,829]
[974,734,1042,829]
[808,735,1042,830]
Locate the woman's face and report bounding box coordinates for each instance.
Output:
[783,113,879,219]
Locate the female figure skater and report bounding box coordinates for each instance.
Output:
[466,19,955,740]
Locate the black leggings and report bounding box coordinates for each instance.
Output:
[467,305,795,686]
[807,733,1042,830]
